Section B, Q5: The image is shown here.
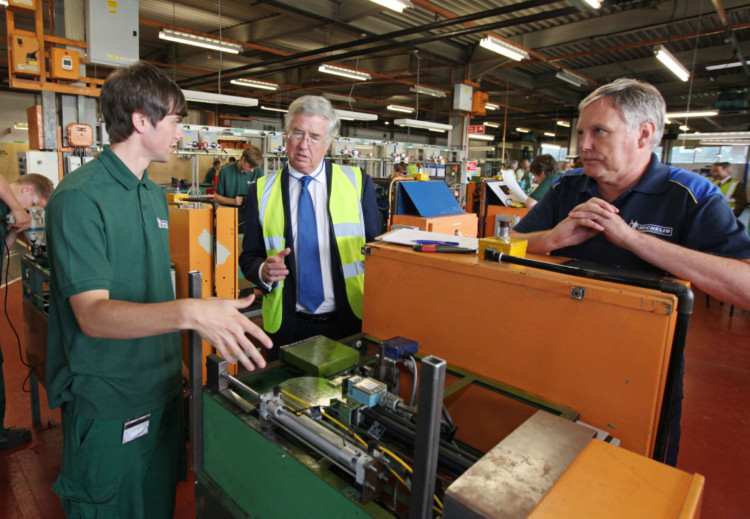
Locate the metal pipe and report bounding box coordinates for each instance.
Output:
[409,356,447,519]
[187,271,204,474]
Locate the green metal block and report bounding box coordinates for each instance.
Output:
[282,335,360,377]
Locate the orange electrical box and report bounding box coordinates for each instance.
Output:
[66,124,93,147]
[10,35,41,77]
[49,48,80,81]
[8,0,37,9]
[471,91,489,116]
[27,105,44,151]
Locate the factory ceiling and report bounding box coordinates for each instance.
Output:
[2,0,750,142]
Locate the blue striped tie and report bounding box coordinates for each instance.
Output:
[297,175,325,313]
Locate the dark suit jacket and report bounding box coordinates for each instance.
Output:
[239,160,381,348]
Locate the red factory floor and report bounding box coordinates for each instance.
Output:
[0,278,748,518]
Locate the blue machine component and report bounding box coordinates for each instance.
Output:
[383,336,419,360]
[346,376,388,407]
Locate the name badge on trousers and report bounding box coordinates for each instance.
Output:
[122,413,151,444]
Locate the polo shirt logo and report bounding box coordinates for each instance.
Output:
[630,220,672,237]
[157,218,169,229]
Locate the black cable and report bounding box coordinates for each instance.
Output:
[1,228,43,393]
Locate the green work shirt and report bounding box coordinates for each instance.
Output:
[204,166,218,184]
[45,146,181,420]
[529,172,562,202]
[216,163,263,199]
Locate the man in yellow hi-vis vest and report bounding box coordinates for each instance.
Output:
[240,96,380,359]
[711,161,747,218]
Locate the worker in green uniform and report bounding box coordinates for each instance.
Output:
[45,61,272,519]
[203,158,221,184]
[215,145,264,231]
[525,154,562,209]
[0,174,54,450]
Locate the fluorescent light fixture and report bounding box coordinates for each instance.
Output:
[410,85,447,98]
[368,0,412,13]
[556,120,570,127]
[159,28,242,54]
[679,125,690,131]
[0,1,8,7]
[654,45,690,82]
[677,131,750,140]
[469,146,495,152]
[485,103,499,110]
[428,128,445,133]
[666,111,719,118]
[322,93,356,103]
[705,59,750,71]
[544,132,556,137]
[664,118,672,124]
[261,105,288,113]
[13,122,28,130]
[698,140,750,146]
[516,127,530,133]
[318,64,371,81]
[182,89,258,107]
[387,104,414,113]
[469,134,495,141]
[484,122,499,128]
[334,109,377,121]
[393,118,453,131]
[230,78,278,91]
[570,0,601,9]
[479,36,529,62]
[556,69,586,87]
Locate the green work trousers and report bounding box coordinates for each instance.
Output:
[53,394,184,518]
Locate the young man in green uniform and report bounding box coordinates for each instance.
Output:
[45,61,272,518]
[215,144,264,232]
[0,174,54,450]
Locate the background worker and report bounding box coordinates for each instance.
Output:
[240,95,380,360]
[0,174,53,450]
[203,158,221,185]
[215,145,264,232]
[392,162,408,179]
[525,154,562,209]
[45,61,272,518]
[711,161,747,218]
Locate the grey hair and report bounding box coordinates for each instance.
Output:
[579,78,665,151]
[285,95,340,142]
[509,160,519,169]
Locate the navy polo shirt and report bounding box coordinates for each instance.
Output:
[515,154,750,272]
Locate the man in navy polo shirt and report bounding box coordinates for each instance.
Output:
[512,78,750,466]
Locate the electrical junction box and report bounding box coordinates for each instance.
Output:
[18,151,60,187]
[198,130,220,151]
[453,83,473,111]
[10,35,41,77]
[266,133,285,153]
[85,0,139,67]
[472,91,489,116]
[66,124,94,147]
[178,129,201,150]
[346,376,387,407]
[49,48,80,80]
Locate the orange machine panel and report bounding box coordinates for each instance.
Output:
[362,243,681,457]
[392,213,478,237]
[10,35,41,77]
[26,105,43,151]
[530,440,704,518]
[8,0,37,9]
[49,48,80,80]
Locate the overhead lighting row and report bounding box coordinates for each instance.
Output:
[394,118,453,131]
[368,0,412,13]
[182,89,257,107]
[410,85,447,98]
[556,69,586,87]
[159,28,242,54]
[387,104,414,113]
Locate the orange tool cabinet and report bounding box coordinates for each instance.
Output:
[362,242,684,458]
